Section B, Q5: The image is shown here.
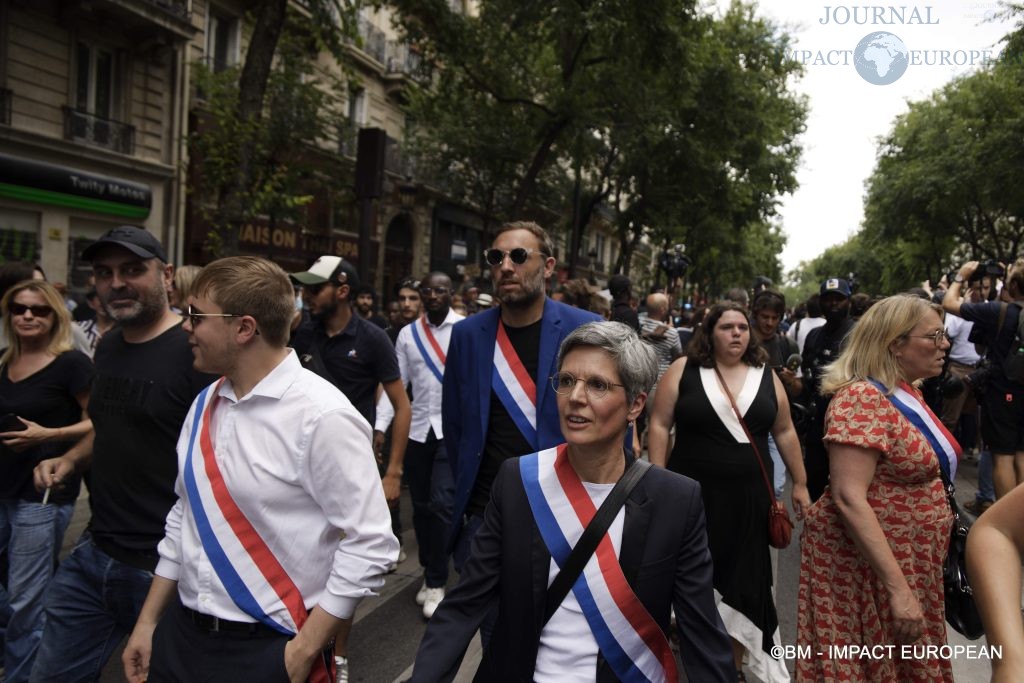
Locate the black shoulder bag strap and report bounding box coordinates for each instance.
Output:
[542,457,653,625]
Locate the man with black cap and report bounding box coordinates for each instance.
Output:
[801,277,856,501]
[289,255,411,680]
[30,226,216,682]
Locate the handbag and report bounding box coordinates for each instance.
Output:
[543,456,652,625]
[713,366,794,549]
[938,466,985,640]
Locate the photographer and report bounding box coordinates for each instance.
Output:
[944,259,1024,500]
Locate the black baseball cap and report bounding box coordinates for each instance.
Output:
[82,225,168,262]
[820,277,852,298]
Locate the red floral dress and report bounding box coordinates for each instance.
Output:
[796,381,953,682]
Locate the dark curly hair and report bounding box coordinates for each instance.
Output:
[687,302,767,368]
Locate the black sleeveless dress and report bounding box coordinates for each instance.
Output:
[668,361,788,681]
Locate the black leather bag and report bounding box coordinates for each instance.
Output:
[940,474,984,640]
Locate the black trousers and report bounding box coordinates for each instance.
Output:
[149,602,291,683]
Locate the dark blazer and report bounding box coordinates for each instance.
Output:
[410,459,736,683]
[441,299,601,541]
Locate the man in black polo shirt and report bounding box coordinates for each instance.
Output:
[30,226,215,683]
[290,256,411,680]
[801,278,856,502]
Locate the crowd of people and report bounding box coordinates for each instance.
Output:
[1,221,1023,682]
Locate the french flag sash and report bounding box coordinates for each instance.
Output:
[492,320,538,446]
[520,445,678,683]
[868,379,961,481]
[410,316,446,384]
[183,381,331,683]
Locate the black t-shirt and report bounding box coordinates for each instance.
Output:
[291,315,400,424]
[467,319,542,516]
[88,323,216,570]
[802,318,856,399]
[0,350,93,503]
[961,301,1024,393]
[611,303,640,333]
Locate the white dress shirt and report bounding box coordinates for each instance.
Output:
[945,314,981,365]
[156,350,399,623]
[375,309,464,442]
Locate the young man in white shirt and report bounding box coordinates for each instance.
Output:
[121,256,398,683]
[376,273,464,619]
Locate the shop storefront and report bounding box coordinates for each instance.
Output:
[0,153,158,289]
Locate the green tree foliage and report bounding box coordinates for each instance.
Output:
[192,0,356,254]
[391,0,806,287]
[821,8,1024,292]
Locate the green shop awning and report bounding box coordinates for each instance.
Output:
[0,153,151,219]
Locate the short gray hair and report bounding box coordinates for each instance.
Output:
[557,321,659,404]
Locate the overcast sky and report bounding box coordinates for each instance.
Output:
[727,1,1014,275]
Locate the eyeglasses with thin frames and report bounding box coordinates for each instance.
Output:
[186,304,242,328]
[419,286,450,297]
[483,248,546,267]
[550,371,625,399]
[906,330,948,348]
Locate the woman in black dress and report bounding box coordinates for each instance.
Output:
[649,302,809,682]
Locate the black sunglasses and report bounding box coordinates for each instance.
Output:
[10,303,54,317]
[483,248,546,267]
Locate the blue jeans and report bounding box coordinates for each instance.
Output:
[0,501,73,683]
[405,436,454,588]
[29,534,153,683]
[767,434,786,500]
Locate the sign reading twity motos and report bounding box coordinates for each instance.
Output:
[0,153,152,219]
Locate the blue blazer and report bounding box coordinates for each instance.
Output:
[441,299,601,541]
[410,459,737,682]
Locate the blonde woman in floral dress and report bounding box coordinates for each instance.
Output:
[797,295,955,682]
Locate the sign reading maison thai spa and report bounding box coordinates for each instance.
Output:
[0,153,152,219]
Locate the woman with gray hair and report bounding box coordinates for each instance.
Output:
[411,321,734,682]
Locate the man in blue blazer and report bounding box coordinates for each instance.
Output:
[442,222,601,574]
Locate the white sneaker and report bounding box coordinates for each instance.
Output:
[334,656,349,683]
[422,586,445,619]
[415,580,429,606]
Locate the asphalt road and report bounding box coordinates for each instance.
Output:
[60,456,999,682]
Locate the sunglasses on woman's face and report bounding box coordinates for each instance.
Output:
[9,303,54,318]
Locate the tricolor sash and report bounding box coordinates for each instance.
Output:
[868,379,961,481]
[492,320,538,446]
[520,445,678,683]
[410,316,446,384]
[183,381,331,683]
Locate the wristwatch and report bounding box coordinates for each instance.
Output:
[954,273,964,283]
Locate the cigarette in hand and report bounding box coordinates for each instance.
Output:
[42,487,51,505]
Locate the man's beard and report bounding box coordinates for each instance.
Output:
[824,308,849,325]
[495,273,544,309]
[102,281,167,327]
[310,298,338,321]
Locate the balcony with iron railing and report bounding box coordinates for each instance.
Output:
[0,88,11,126]
[63,107,136,155]
[344,17,387,66]
[76,0,195,41]
[383,41,429,99]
